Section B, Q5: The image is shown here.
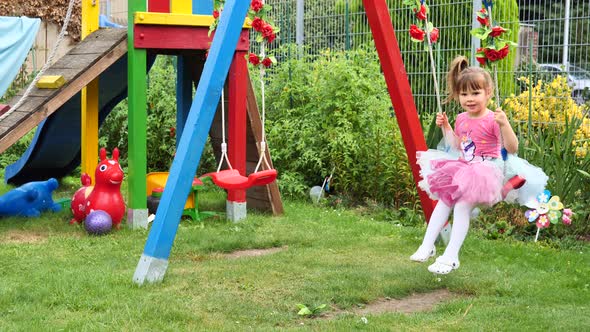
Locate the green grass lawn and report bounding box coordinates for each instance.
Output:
[0,193,588,331]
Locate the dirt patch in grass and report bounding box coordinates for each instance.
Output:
[224,246,287,259]
[326,289,456,317]
[1,230,48,244]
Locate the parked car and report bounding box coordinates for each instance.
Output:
[538,63,590,104]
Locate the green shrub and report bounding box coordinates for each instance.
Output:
[265,47,418,207]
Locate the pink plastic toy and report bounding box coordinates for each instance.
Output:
[70,148,126,228]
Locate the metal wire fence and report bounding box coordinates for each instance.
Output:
[260,0,590,118]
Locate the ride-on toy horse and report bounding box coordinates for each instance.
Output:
[71,148,126,228]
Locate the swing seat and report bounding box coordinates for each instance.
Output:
[202,169,277,190]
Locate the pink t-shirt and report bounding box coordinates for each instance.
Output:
[454,111,501,161]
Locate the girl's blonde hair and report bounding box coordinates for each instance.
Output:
[445,55,494,103]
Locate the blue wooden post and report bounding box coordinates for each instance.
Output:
[175,56,193,147]
[176,1,212,145]
[133,0,251,285]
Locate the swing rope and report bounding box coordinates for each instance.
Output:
[421,0,451,150]
[422,1,443,116]
[254,40,272,172]
[216,89,233,172]
[485,2,502,108]
[484,1,526,197]
[0,0,77,122]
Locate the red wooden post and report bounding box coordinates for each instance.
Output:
[227,51,248,204]
[362,0,436,221]
[148,0,170,13]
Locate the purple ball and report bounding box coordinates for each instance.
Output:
[85,210,113,235]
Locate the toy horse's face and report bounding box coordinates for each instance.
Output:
[96,148,124,187]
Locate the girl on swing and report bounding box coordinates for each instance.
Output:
[410,55,548,274]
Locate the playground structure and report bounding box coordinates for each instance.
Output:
[131,0,437,285]
[0,0,283,225]
[1,0,439,285]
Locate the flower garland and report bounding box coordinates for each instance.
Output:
[209,0,279,68]
[470,0,516,106]
[471,4,516,67]
[405,0,439,46]
[404,0,442,116]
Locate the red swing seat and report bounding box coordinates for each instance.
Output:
[201,169,277,190]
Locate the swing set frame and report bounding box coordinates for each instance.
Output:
[132,0,436,285]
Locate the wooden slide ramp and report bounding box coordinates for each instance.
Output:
[0,28,127,154]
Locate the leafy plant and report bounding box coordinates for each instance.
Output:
[503,75,590,235]
[296,303,327,317]
[265,46,418,206]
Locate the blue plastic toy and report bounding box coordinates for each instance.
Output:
[0,178,61,217]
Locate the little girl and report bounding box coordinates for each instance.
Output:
[410,56,548,274]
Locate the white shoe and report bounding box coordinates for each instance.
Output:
[410,246,436,262]
[428,256,460,274]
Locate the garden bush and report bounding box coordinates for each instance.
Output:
[264,46,418,207]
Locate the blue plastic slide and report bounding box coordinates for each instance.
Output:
[5,54,155,185]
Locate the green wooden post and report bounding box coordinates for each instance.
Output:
[127,0,149,229]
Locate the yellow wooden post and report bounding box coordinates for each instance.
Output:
[170,0,192,14]
[81,0,100,180]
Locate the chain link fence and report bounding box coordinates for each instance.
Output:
[261,0,590,115]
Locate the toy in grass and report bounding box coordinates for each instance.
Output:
[70,148,126,228]
[525,190,573,242]
[0,178,61,217]
[84,210,112,235]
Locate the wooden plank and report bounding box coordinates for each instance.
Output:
[0,33,128,154]
[246,74,284,215]
[68,28,127,54]
[51,53,105,70]
[247,196,275,212]
[134,25,250,51]
[44,40,128,114]
[135,12,251,28]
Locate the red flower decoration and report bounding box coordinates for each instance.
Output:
[483,45,510,63]
[490,26,507,38]
[475,48,487,65]
[212,10,219,19]
[267,33,276,44]
[252,17,264,32]
[498,44,510,59]
[261,23,274,39]
[409,24,426,42]
[248,53,260,65]
[414,4,427,20]
[477,8,489,26]
[262,58,273,67]
[169,127,176,137]
[251,0,264,12]
[484,48,500,62]
[429,27,439,43]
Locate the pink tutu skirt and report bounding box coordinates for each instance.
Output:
[417,150,503,206]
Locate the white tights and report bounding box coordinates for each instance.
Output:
[420,201,473,261]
